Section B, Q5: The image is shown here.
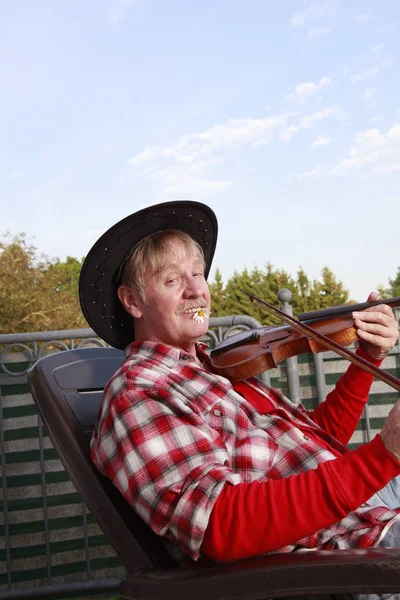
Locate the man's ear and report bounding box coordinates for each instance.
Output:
[117,285,143,319]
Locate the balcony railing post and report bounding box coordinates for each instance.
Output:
[314,353,327,405]
[277,289,301,404]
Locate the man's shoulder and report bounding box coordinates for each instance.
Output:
[106,355,164,392]
[104,341,178,399]
[124,340,181,368]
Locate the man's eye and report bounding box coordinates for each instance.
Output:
[194,272,204,278]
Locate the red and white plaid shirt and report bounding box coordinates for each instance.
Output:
[90,341,400,562]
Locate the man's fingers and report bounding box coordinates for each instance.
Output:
[366,291,379,303]
[353,305,394,320]
[356,330,391,348]
[354,322,393,339]
[353,298,398,360]
[353,314,394,331]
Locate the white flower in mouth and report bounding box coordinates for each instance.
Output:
[192,308,210,323]
[181,306,210,323]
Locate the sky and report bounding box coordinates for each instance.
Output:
[1,0,400,302]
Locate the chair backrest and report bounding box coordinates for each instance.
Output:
[28,347,175,573]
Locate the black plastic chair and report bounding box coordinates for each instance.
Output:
[27,347,400,599]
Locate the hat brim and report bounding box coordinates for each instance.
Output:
[79,200,218,349]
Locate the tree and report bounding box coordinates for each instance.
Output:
[0,234,86,334]
[46,256,84,296]
[378,267,400,298]
[221,268,258,320]
[208,263,351,324]
[304,267,351,311]
[208,269,227,317]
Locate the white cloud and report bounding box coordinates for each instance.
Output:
[299,168,324,179]
[286,77,332,104]
[307,27,330,38]
[129,147,161,166]
[154,167,232,198]
[278,125,299,143]
[7,170,24,180]
[373,163,400,175]
[108,0,139,24]
[298,106,345,129]
[355,12,372,24]
[128,107,345,195]
[350,128,386,152]
[298,122,400,179]
[289,3,336,28]
[388,124,400,140]
[128,117,291,196]
[344,46,390,84]
[369,114,383,123]
[197,115,292,147]
[346,59,390,83]
[311,136,332,149]
[363,87,376,101]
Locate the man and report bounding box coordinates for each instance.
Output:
[79,200,400,598]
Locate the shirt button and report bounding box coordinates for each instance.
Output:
[181,354,191,361]
[213,409,221,417]
[303,434,310,441]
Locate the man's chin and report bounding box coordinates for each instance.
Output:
[194,321,210,338]
[180,320,210,341]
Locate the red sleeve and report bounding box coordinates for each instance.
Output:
[311,345,382,445]
[201,435,400,562]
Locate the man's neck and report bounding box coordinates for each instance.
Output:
[135,334,200,361]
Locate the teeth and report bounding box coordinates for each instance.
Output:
[184,307,205,314]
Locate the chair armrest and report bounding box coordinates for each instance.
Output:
[120,548,400,599]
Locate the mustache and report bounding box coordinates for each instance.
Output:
[178,298,209,313]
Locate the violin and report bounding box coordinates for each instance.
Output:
[209,295,400,391]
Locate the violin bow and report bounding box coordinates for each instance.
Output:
[249,293,400,393]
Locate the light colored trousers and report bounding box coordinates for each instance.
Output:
[352,475,400,600]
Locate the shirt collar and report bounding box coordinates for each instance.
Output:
[124,340,210,368]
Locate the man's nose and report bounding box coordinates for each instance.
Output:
[183,275,203,297]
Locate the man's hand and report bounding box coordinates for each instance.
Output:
[352,292,399,361]
[381,400,400,462]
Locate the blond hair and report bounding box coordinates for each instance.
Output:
[119,229,205,301]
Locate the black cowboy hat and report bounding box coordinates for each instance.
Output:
[79,200,218,349]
